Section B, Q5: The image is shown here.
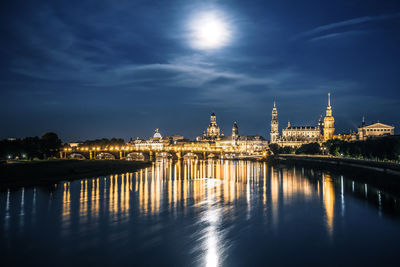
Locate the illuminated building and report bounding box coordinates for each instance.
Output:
[204,112,221,140]
[323,93,335,141]
[132,129,169,150]
[197,113,269,153]
[270,101,279,143]
[357,118,395,140]
[270,93,335,147]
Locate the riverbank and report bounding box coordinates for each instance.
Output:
[0,159,152,189]
[272,154,400,194]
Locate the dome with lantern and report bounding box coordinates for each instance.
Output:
[153,128,162,139]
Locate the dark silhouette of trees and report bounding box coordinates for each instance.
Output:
[296,142,320,155]
[324,136,400,161]
[270,136,400,161]
[41,132,62,158]
[0,132,62,160]
[269,144,279,155]
[269,143,296,155]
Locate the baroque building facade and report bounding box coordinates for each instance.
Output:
[357,118,395,140]
[197,113,269,153]
[270,93,335,147]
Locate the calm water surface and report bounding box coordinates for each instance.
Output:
[1,159,400,266]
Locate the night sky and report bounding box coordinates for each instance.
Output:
[1,0,399,141]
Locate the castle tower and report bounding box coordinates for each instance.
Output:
[270,101,279,143]
[232,121,239,140]
[323,93,335,141]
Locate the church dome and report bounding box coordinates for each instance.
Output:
[153,128,162,139]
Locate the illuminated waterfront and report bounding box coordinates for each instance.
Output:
[1,160,400,266]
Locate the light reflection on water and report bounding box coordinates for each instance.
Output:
[1,159,400,266]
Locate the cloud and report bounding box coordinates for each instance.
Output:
[5,1,366,112]
[308,30,366,42]
[294,12,400,41]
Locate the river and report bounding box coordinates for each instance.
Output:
[1,159,400,266]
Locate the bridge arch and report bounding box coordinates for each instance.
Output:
[156,152,173,159]
[95,152,116,160]
[183,152,199,160]
[207,153,217,159]
[68,153,87,159]
[126,152,145,161]
[222,153,237,159]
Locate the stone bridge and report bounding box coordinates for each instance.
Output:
[61,145,269,161]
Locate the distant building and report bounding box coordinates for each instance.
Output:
[323,93,335,141]
[282,123,321,142]
[168,135,185,142]
[270,93,335,147]
[203,112,221,140]
[357,118,395,140]
[132,129,169,150]
[197,113,269,152]
[153,128,162,139]
[68,142,81,148]
[270,102,279,143]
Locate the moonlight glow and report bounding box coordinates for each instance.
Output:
[189,12,231,50]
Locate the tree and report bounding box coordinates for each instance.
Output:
[296,142,321,155]
[269,144,279,155]
[41,132,62,158]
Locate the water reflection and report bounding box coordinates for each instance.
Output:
[1,159,400,266]
[323,173,335,235]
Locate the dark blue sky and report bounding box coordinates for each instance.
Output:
[1,0,399,141]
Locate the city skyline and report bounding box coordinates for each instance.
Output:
[1,0,400,141]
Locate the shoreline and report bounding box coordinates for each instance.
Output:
[271,154,400,195]
[0,159,152,189]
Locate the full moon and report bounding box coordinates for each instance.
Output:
[189,12,231,50]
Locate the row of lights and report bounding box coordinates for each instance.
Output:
[62,145,255,153]
[63,146,134,152]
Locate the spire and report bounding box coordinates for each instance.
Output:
[328,92,331,107]
[273,100,276,108]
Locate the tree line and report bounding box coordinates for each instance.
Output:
[1,134,127,160]
[0,132,62,160]
[269,136,400,161]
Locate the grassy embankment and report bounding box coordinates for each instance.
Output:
[0,159,152,188]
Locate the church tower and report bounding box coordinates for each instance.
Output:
[318,115,324,136]
[323,93,335,141]
[206,112,220,139]
[270,101,279,143]
[232,121,239,140]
